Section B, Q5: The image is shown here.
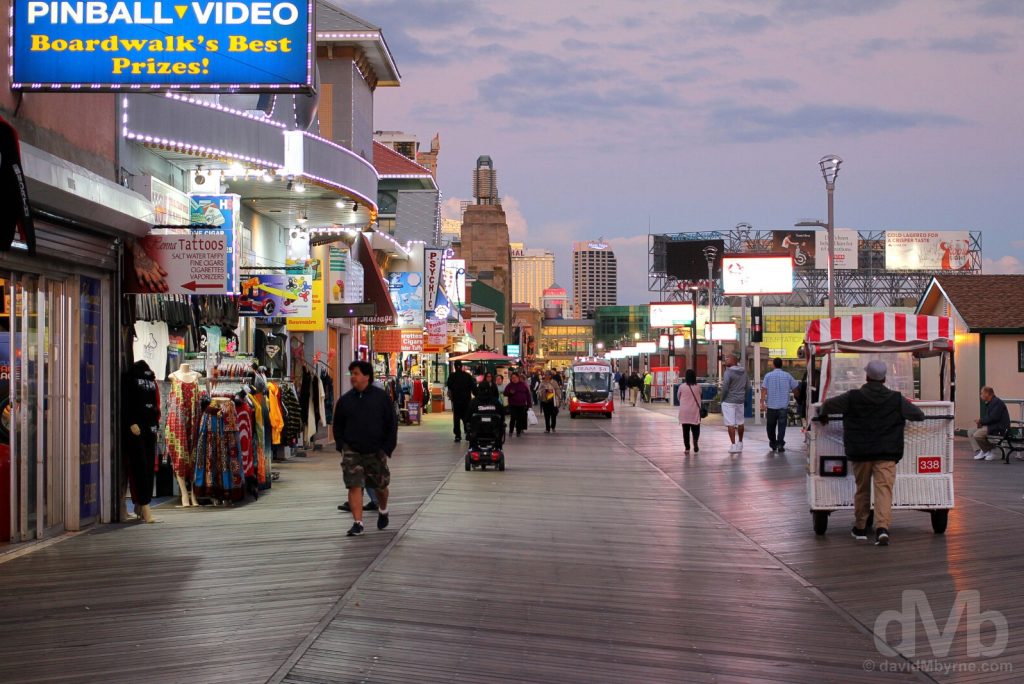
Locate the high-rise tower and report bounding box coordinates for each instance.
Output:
[572,240,618,318]
[473,155,499,205]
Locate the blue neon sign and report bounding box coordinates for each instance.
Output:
[11,0,314,91]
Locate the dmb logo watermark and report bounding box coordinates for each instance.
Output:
[873,590,1008,659]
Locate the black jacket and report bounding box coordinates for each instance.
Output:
[122,361,160,436]
[819,381,925,462]
[332,384,398,456]
[980,396,1011,436]
[446,370,476,403]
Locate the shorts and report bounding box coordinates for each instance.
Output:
[721,402,744,427]
[341,449,391,490]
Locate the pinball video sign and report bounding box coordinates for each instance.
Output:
[11,0,314,91]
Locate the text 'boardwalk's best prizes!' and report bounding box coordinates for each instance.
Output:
[12,1,313,90]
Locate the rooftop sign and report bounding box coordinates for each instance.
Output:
[11,0,314,91]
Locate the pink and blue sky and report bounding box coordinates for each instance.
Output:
[352,0,1023,304]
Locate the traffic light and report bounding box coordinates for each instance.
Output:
[751,306,763,343]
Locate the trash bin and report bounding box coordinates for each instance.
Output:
[431,387,445,413]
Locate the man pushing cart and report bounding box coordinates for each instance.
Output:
[804,314,956,538]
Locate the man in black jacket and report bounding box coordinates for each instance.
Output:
[819,360,925,546]
[446,361,476,443]
[969,386,1011,461]
[333,361,397,537]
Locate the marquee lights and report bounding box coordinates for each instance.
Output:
[165,92,286,128]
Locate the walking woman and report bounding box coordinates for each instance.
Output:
[677,369,703,453]
[539,371,562,433]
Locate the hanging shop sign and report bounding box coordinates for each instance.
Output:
[285,257,325,331]
[814,229,859,270]
[139,176,190,225]
[0,116,37,254]
[423,248,443,312]
[126,229,230,294]
[426,319,447,346]
[443,258,466,307]
[401,330,423,353]
[190,193,238,289]
[884,231,973,271]
[327,246,347,304]
[11,0,315,92]
[238,273,312,317]
[387,271,424,329]
[373,329,402,354]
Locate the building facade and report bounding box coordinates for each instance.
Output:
[511,243,555,312]
[573,241,618,318]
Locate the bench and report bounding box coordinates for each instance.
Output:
[988,423,1024,464]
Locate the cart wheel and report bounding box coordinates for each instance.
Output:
[464,456,471,471]
[931,510,949,534]
[479,463,486,471]
[570,413,578,419]
[498,457,505,472]
[866,510,875,531]
[812,511,829,535]
[606,412,613,419]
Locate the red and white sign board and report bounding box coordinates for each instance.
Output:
[133,233,230,295]
[917,456,943,474]
[424,248,443,312]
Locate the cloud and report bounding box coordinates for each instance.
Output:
[983,255,1024,274]
[1012,240,1024,249]
[604,235,652,304]
[688,11,772,35]
[927,33,1014,55]
[478,53,680,120]
[340,0,483,66]
[707,103,968,143]
[774,0,904,21]
[440,196,466,221]
[975,0,1024,18]
[740,77,798,93]
[856,37,908,56]
[500,196,530,244]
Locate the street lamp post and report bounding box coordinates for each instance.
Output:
[702,245,717,378]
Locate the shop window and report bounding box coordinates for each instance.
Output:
[1019,341,1024,373]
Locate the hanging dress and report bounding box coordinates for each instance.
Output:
[236,399,254,479]
[249,391,269,489]
[164,377,200,479]
[267,382,285,446]
[192,399,245,502]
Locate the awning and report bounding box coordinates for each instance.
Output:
[805,313,953,354]
[352,231,398,325]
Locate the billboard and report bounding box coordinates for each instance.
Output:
[664,239,724,280]
[443,258,466,307]
[722,255,794,295]
[11,0,314,91]
[649,302,695,327]
[772,231,816,270]
[815,229,859,270]
[387,271,424,329]
[885,231,972,271]
[285,258,324,331]
[705,322,738,341]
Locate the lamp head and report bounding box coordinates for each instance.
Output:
[819,154,842,187]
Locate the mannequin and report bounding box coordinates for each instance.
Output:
[122,360,160,523]
[165,363,202,507]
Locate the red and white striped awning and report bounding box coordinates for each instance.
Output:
[805,313,953,353]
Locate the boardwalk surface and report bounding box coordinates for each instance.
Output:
[0,404,1021,683]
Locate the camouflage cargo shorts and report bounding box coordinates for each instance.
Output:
[340,448,391,490]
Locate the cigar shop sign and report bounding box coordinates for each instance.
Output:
[10,0,314,91]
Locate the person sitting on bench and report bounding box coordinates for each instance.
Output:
[970,386,1010,461]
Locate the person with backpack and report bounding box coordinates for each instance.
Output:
[539,371,562,433]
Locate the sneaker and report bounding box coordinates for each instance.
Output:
[684,448,690,454]
[851,527,868,541]
[777,446,785,453]
[693,446,700,453]
[338,502,351,512]
[728,443,740,453]
[454,437,462,443]
[973,451,987,460]
[769,442,777,451]
[984,452,996,461]
[346,522,365,536]
[377,511,389,530]
[875,528,890,546]
[737,442,744,451]
[364,501,379,511]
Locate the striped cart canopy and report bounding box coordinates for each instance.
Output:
[804,313,953,354]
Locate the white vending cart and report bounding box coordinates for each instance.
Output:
[804,314,955,535]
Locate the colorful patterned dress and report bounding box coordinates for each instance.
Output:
[236,400,254,480]
[164,377,200,478]
[192,399,245,502]
[250,392,268,488]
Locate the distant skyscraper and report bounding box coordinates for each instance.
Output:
[573,240,618,318]
[473,155,499,205]
[511,242,555,311]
